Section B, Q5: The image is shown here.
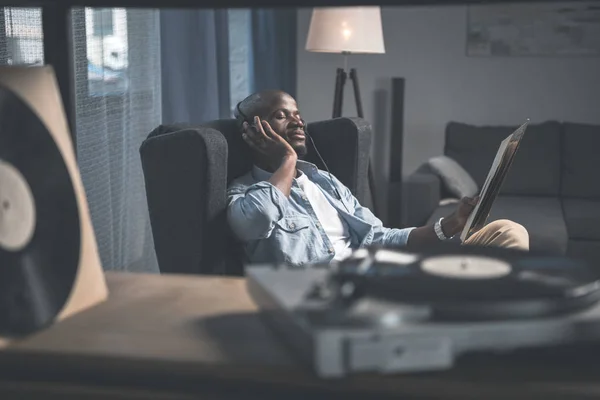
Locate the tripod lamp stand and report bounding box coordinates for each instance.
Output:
[305,6,385,214]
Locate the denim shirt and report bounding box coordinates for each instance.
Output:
[226,160,415,266]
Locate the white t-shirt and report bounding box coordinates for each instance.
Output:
[295,172,353,261]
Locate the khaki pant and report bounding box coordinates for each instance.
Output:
[464,219,529,251]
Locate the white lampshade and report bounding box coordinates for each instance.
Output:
[305,7,385,54]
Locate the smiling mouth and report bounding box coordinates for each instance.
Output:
[289,130,306,140]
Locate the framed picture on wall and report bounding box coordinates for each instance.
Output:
[466,1,600,57]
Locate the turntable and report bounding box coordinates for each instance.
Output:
[246,245,600,378]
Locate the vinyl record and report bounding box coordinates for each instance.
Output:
[0,84,80,337]
[333,245,600,321]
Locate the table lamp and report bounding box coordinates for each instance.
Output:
[305,6,385,119]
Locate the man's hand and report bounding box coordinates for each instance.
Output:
[242,116,297,198]
[441,196,480,237]
[456,195,479,226]
[242,116,296,170]
[406,195,480,249]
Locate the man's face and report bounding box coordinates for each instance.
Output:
[262,94,307,158]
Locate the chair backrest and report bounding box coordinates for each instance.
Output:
[140,117,372,276]
[203,119,254,184]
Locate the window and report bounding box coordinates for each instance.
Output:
[0,7,43,66]
[92,8,114,37]
[85,8,128,96]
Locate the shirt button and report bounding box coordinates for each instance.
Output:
[316,222,321,228]
[328,247,334,254]
[289,223,296,229]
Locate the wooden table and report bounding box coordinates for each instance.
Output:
[1,271,600,399]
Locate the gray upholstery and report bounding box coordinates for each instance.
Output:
[445,121,562,196]
[561,122,600,199]
[140,117,372,275]
[563,199,600,241]
[403,120,600,267]
[141,125,229,276]
[568,240,600,264]
[427,196,567,255]
[399,163,441,228]
[427,155,478,198]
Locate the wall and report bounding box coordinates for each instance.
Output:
[296,4,600,222]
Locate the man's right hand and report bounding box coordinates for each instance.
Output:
[242,116,297,170]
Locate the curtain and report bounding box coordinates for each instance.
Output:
[160,9,231,124]
[159,8,297,121]
[73,8,161,273]
[250,8,297,98]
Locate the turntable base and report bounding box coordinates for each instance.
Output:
[0,271,599,400]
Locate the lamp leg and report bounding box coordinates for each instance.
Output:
[349,68,379,218]
[332,67,346,119]
[349,68,364,118]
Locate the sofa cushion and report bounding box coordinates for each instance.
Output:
[426,196,567,255]
[562,199,600,241]
[427,155,478,198]
[561,122,600,199]
[445,121,561,196]
[568,240,600,268]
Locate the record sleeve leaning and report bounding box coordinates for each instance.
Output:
[0,66,107,342]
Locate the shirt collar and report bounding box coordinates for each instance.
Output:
[252,160,319,182]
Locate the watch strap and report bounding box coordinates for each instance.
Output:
[434,217,449,241]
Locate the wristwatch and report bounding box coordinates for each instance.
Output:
[434,217,449,241]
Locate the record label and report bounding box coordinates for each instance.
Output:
[421,255,512,279]
[0,159,36,251]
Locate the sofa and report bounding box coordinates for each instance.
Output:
[139,117,372,276]
[400,120,600,265]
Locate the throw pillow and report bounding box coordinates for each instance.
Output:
[427,155,478,199]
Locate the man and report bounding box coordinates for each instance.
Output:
[227,90,529,266]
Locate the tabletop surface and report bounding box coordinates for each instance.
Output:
[1,271,600,399]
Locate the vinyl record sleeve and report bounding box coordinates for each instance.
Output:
[0,85,81,337]
[460,120,529,242]
[0,66,108,346]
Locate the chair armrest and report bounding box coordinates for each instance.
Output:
[140,127,230,275]
[403,170,441,227]
[305,117,371,205]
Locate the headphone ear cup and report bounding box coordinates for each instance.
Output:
[233,102,242,119]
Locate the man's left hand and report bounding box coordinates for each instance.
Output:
[441,196,480,237]
[455,196,479,225]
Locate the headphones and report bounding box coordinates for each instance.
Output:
[235,101,345,204]
[235,101,259,134]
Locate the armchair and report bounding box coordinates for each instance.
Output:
[140,117,372,276]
